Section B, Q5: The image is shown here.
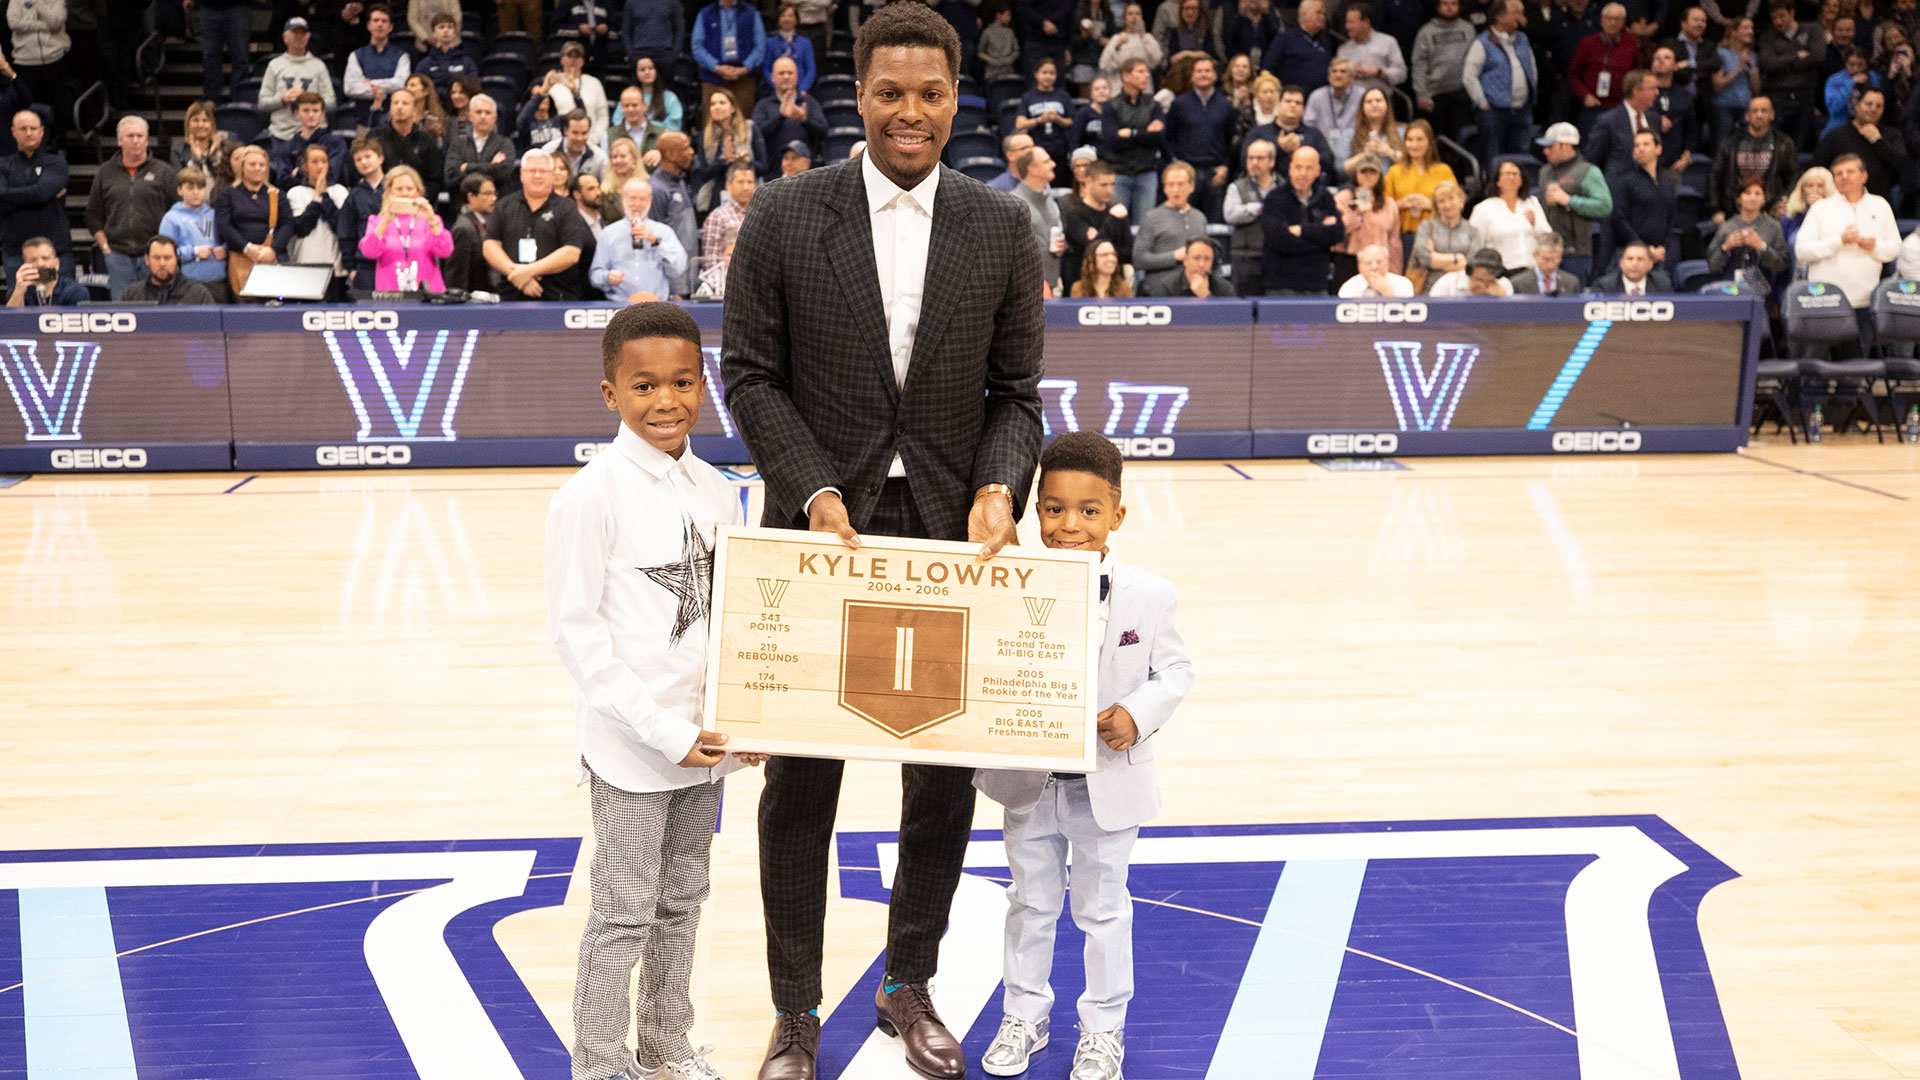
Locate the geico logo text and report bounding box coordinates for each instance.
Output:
[565,308,619,329]
[1334,302,1427,323]
[50,447,148,469]
[1551,431,1643,452]
[574,442,613,462]
[1110,436,1176,458]
[39,312,137,333]
[1077,304,1173,326]
[302,310,399,331]
[1306,433,1400,454]
[316,444,414,466]
[1582,300,1674,322]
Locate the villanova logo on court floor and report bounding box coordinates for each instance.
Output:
[1375,341,1480,432]
[0,339,102,441]
[321,328,480,442]
[0,818,1739,1079]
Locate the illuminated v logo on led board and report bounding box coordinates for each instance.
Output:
[0,339,101,441]
[1375,340,1480,432]
[323,329,479,442]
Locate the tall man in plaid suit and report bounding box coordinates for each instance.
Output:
[721,5,1045,1079]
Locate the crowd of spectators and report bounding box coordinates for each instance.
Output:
[5,0,1920,320]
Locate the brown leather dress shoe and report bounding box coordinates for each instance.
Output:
[758,1011,821,1080]
[874,981,966,1079]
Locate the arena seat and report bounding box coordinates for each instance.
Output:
[1871,279,1920,424]
[216,103,267,146]
[1784,281,1887,440]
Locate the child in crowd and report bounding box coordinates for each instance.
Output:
[544,302,761,1080]
[976,431,1196,1080]
[980,7,1019,80]
[158,168,229,299]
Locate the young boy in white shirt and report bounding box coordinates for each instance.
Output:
[975,432,1196,1080]
[545,302,758,1080]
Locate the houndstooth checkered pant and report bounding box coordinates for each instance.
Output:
[573,771,721,1080]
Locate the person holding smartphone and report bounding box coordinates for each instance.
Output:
[358,163,452,292]
[6,235,86,306]
[588,176,686,301]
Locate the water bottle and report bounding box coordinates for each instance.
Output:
[1808,404,1824,444]
[1906,404,1919,445]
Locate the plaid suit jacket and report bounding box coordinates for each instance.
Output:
[721,158,1045,542]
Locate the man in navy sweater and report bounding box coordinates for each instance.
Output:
[1261,145,1343,294]
[1264,0,1334,95]
[0,109,71,279]
[1165,55,1238,222]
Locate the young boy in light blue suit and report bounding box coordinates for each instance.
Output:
[975,432,1196,1080]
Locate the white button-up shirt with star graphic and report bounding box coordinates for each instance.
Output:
[545,421,743,792]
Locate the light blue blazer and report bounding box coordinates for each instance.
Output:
[975,560,1195,832]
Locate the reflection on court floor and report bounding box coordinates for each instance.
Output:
[0,817,1736,1079]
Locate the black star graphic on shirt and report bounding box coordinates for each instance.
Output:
[640,517,714,648]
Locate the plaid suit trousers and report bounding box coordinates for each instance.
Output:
[757,480,979,1010]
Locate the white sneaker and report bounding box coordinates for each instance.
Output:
[641,1045,726,1080]
[981,1015,1050,1076]
[1069,1028,1125,1080]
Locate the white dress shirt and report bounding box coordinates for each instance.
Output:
[864,150,938,477]
[1795,190,1903,308]
[545,421,743,793]
[804,156,942,513]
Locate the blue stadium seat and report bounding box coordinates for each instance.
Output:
[956,156,1004,183]
[490,31,536,64]
[824,102,861,129]
[390,31,415,54]
[986,75,1025,116]
[482,54,531,90]
[954,101,988,133]
[824,132,862,163]
[481,75,523,109]
[333,98,371,129]
[232,76,264,108]
[815,73,857,105]
[945,130,998,167]
[1674,259,1714,292]
[957,75,980,98]
[1873,279,1920,421]
[215,103,266,145]
[821,52,855,77]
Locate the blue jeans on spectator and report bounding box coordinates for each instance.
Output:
[201,4,255,100]
[103,253,146,301]
[1113,171,1159,228]
[1477,106,1533,167]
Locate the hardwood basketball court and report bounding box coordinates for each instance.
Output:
[1,440,1914,1079]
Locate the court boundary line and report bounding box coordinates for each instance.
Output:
[1737,452,1910,501]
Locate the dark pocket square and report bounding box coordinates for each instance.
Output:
[1118,629,1140,646]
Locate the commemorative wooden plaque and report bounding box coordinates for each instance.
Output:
[702,527,1100,771]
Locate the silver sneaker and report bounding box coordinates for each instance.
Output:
[981,1015,1050,1076]
[1069,1028,1125,1080]
[641,1045,726,1080]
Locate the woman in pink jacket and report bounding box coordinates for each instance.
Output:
[357,165,454,291]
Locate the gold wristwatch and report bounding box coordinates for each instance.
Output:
[974,483,1014,503]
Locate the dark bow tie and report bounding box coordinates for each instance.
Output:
[1100,574,1110,601]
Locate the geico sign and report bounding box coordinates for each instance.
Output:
[1077,304,1173,326]
[565,308,619,329]
[1334,301,1427,324]
[50,447,148,469]
[574,441,613,462]
[1110,436,1175,458]
[302,310,399,331]
[1306,433,1399,455]
[316,444,414,466]
[39,312,137,333]
[1582,300,1674,322]
[1551,431,1643,452]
